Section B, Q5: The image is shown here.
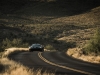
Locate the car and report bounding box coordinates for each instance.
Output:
[29,44,44,52]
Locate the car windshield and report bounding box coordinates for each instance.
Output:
[32,44,41,47]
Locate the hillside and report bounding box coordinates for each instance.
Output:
[0,0,100,51]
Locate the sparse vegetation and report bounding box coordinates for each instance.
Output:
[67,48,100,63]
[0,38,29,52]
[0,0,100,74]
[0,48,55,75]
[45,44,55,50]
[0,58,55,75]
[67,28,100,63]
[83,28,100,55]
[0,0,100,52]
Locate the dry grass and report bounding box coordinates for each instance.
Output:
[0,48,55,75]
[58,28,95,47]
[67,48,100,64]
[0,58,33,75]
[3,47,29,57]
[0,5,100,52]
[0,58,54,75]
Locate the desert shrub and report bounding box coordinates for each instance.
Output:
[83,28,100,55]
[45,44,55,50]
[0,38,29,52]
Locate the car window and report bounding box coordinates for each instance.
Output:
[32,44,41,47]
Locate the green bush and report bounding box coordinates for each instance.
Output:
[0,38,29,52]
[83,28,100,55]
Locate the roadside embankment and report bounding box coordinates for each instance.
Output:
[67,48,100,64]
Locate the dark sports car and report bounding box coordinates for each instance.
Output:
[29,44,44,52]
